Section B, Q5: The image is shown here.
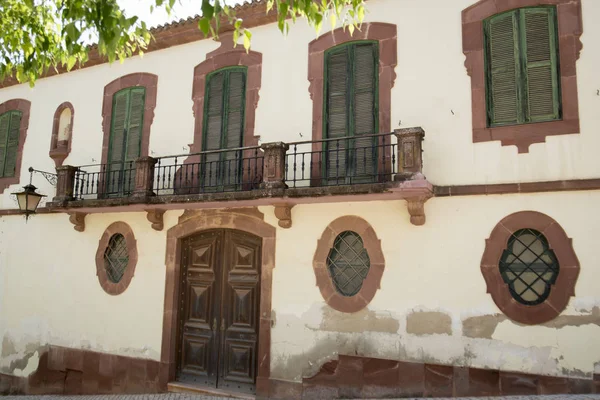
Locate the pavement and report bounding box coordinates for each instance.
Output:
[2,394,600,400]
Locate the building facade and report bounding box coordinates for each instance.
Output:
[0,0,599,398]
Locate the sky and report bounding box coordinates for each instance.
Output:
[120,0,249,28]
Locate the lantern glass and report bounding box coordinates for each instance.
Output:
[14,184,45,214]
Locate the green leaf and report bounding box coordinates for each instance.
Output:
[243,30,252,51]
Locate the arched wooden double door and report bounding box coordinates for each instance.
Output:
[177,229,261,395]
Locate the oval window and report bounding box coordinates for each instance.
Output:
[500,229,559,305]
[104,233,129,283]
[481,211,580,325]
[95,222,138,295]
[327,231,371,297]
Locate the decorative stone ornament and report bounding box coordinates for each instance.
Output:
[68,212,86,232]
[481,211,580,324]
[146,209,165,231]
[394,127,425,181]
[313,216,385,313]
[273,203,294,228]
[261,142,289,189]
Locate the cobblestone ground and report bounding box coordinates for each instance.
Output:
[3,394,600,400]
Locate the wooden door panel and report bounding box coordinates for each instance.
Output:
[187,283,212,324]
[219,230,261,393]
[181,335,211,374]
[221,339,256,386]
[178,232,221,386]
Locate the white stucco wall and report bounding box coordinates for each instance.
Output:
[0,191,599,378]
[0,0,599,384]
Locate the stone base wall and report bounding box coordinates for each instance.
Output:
[0,345,163,395]
[268,355,600,399]
[2,348,599,397]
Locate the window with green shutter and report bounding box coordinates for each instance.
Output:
[201,67,247,191]
[0,110,22,178]
[107,87,145,195]
[484,6,561,127]
[324,41,378,184]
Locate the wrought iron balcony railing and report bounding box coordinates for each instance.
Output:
[74,161,136,200]
[153,146,264,196]
[51,128,425,204]
[285,132,397,188]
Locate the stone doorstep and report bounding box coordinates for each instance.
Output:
[167,382,254,400]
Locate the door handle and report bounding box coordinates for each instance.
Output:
[221,318,225,331]
[212,318,217,332]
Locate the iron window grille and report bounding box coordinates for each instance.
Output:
[327,231,371,297]
[104,233,129,283]
[499,228,559,305]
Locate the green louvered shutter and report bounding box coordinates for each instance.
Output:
[4,112,21,177]
[485,7,560,126]
[325,46,350,182]
[523,7,560,122]
[107,87,145,195]
[0,111,21,178]
[486,12,520,126]
[124,88,145,193]
[201,68,246,190]
[107,90,129,194]
[0,112,11,177]
[203,70,226,189]
[325,42,378,183]
[352,43,377,182]
[223,70,246,188]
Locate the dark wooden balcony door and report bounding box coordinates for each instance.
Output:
[177,229,261,395]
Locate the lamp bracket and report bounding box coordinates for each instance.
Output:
[29,167,57,187]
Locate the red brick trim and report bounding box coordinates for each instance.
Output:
[434,178,600,197]
[462,0,583,153]
[160,208,275,397]
[189,34,262,154]
[100,73,158,166]
[313,216,385,313]
[480,211,580,324]
[95,221,138,296]
[0,99,31,193]
[49,102,75,167]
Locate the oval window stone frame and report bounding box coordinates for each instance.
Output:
[95,222,138,295]
[313,216,385,313]
[481,211,580,324]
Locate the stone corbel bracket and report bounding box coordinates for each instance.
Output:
[273,203,294,229]
[68,212,86,232]
[388,177,433,226]
[146,209,165,231]
[406,195,430,226]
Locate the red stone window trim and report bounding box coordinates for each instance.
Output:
[101,73,158,166]
[308,23,397,156]
[95,221,138,295]
[189,35,262,155]
[480,211,580,324]
[49,102,74,167]
[0,99,31,192]
[462,0,582,153]
[313,216,385,313]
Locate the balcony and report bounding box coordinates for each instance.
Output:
[48,128,432,230]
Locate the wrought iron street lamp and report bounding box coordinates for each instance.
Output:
[12,167,50,220]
